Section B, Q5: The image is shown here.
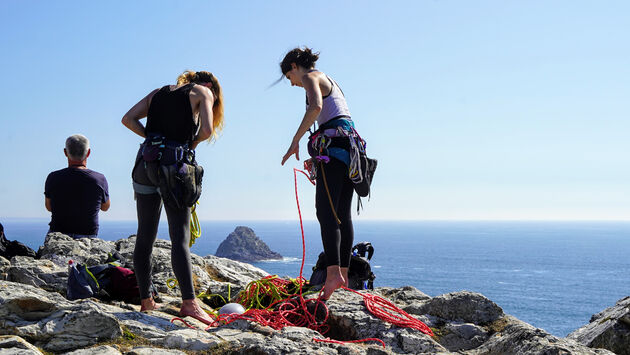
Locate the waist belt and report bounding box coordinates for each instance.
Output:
[141,135,195,165]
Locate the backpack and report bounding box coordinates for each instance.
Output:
[66,255,157,304]
[309,241,376,290]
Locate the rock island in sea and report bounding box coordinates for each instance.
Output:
[214,226,283,262]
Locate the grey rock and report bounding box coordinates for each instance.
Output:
[215,226,282,262]
[202,254,269,286]
[440,322,489,351]
[38,232,117,266]
[126,347,187,355]
[0,256,10,269]
[406,291,504,325]
[6,256,67,293]
[0,335,43,355]
[324,288,448,354]
[161,328,222,351]
[102,309,175,340]
[373,286,431,307]
[28,301,122,352]
[0,256,9,282]
[62,345,122,355]
[568,296,630,355]
[217,326,363,355]
[0,281,122,352]
[0,280,72,322]
[464,316,614,355]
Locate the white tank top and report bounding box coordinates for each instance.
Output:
[306,74,351,126]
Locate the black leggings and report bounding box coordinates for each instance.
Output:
[134,193,195,300]
[316,158,354,267]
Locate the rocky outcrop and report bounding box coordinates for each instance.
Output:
[215,226,282,262]
[466,316,614,355]
[405,291,504,325]
[0,223,37,259]
[0,231,622,354]
[568,296,630,355]
[32,232,269,298]
[0,335,43,355]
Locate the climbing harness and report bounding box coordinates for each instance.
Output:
[133,134,204,209]
[308,119,377,214]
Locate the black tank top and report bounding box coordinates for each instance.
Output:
[146,83,198,145]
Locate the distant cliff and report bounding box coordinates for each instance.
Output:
[215,226,282,262]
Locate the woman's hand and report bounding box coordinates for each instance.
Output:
[281,140,300,165]
[303,158,314,171]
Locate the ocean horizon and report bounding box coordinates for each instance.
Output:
[2,218,629,337]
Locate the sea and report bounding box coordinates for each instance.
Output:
[3,219,629,337]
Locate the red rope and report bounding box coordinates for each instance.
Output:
[170,317,196,329]
[205,169,328,333]
[341,286,434,336]
[187,168,433,348]
[293,168,310,282]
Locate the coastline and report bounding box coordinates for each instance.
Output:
[2,219,629,337]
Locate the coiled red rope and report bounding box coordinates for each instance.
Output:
[202,168,328,333]
[341,286,434,336]
[174,168,432,348]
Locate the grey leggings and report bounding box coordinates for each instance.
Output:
[133,192,195,300]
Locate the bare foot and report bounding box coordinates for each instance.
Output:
[340,267,349,287]
[140,297,161,312]
[322,265,346,300]
[179,299,214,325]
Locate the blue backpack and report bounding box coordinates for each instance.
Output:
[66,254,157,303]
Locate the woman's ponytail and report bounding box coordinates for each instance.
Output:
[280,47,320,74]
[177,70,198,85]
[175,70,224,143]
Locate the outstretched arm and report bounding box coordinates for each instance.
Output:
[121,89,159,138]
[281,74,323,165]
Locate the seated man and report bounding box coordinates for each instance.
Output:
[45,134,110,239]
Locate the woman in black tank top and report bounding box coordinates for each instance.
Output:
[122,70,224,324]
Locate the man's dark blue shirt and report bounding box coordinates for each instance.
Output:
[45,168,109,236]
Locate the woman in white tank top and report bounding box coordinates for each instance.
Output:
[280,47,357,300]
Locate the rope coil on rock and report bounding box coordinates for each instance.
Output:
[171,168,433,348]
[341,286,434,336]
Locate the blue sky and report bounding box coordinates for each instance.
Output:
[1,1,628,221]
